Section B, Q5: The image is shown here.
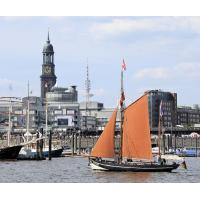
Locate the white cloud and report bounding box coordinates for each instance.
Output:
[0,78,16,85]
[134,62,200,80]
[135,67,169,79]
[90,17,200,39]
[174,62,200,78]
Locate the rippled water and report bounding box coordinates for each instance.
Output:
[0,157,199,183]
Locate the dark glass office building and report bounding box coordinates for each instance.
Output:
[145,90,177,129]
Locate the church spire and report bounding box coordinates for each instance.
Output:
[41,30,57,100]
[47,29,50,43]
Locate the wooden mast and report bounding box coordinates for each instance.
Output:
[119,69,124,162]
[158,100,163,160]
[119,59,126,162]
[158,113,161,159]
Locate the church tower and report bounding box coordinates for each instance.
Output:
[40,31,57,100]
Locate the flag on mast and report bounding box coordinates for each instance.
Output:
[120,91,125,107]
[122,59,126,71]
[120,58,126,107]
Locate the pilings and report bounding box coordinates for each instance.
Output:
[49,130,52,160]
[39,128,44,159]
[36,131,40,159]
[78,131,81,155]
[196,136,198,157]
[71,130,74,156]
[74,132,77,154]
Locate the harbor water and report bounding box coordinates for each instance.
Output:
[0,157,200,183]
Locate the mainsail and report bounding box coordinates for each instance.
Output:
[122,95,152,160]
[90,109,117,158]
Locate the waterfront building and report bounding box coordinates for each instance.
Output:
[95,108,120,132]
[40,32,57,100]
[79,101,120,133]
[0,99,22,133]
[80,115,97,132]
[144,90,177,129]
[0,96,45,134]
[46,86,80,132]
[177,105,200,127]
[22,96,44,131]
[79,101,103,116]
[79,101,103,132]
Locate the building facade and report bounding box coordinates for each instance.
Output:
[22,96,44,131]
[79,101,104,132]
[177,105,200,127]
[145,90,177,129]
[46,86,80,132]
[79,101,120,133]
[0,98,22,133]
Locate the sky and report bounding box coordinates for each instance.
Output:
[1,16,200,107]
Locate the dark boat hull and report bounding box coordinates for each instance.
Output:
[90,159,180,172]
[41,148,63,158]
[48,148,63,157]
[0,145,23,160]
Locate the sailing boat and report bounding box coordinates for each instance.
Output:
[0,97,23,160]
[89,95,180,172]
[0,145,23,160]
[89,60,180,172]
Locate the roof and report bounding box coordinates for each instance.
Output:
[43,42,54,53]
[43,31,54,53]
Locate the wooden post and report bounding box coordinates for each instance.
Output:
[64,135,66,146]
[86,136,88,148]
[167,135,170,152]
[92,136,95,146]
[39,128,44,159]
[174,134,177,154]
[181,136,184,153]
[196,136,198,157]
[170,134,173,150]
[78,130,81,155]
[74,131,77,155]
[72,130,74,156]
[49,130,52,160]
[163,134,165,155]
[36,131,40,159]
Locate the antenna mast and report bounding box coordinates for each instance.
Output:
[85,59,93,130]
[85,59,91,104]
[25,81,31,142]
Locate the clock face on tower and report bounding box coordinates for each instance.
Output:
[44,66,51,74]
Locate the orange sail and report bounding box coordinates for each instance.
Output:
[90,109,117,158]
[122,95,152,160]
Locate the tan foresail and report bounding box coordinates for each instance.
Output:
[122,95,152,160]
[90,109,117,158]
